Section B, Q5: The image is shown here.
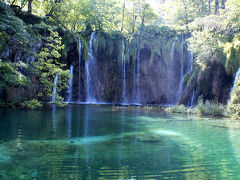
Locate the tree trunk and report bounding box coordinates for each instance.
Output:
[141,6,146,27]
[214,0,219,14]
[208,0,211,14]
[11,0,16,5]
[121,0,125,32]
[28,0,33,14]
[132,14,137,34]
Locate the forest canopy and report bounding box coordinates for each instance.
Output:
[3,0,238,35]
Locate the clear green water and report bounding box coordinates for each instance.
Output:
[1,105,240,179]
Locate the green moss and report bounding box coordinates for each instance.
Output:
[162,37,176,65]
[194,96,225,117]
[0,31,8,53]
[224,33,240,76]
[97,33,107,52]
[61,32,75,60]
[128,37,139,65]
[82,39,89,61]
[0,61,29,89]
[21,99,42,110]
[125,40,130,62]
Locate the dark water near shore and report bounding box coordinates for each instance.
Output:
[0,105,240,179]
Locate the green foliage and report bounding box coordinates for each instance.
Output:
[61,32,75,59]
[166,97,226,117]
[21,99,42,109]
[194,96,225,116]
[82,38,89,61]
[0,60,29,89]
[166,104,190,114]
[188,29,224,71]
[51,95,67,107]
[31,30,69,104]
[223,33,240,76]
[0,2,29,45]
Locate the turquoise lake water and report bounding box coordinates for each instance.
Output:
[0,105,240,179]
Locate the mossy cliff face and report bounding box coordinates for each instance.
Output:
[0,26,233,105]
[66,29,192,104]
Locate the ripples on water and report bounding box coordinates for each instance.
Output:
[0,105,240,179]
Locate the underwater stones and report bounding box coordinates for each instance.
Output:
[0,147,11,163]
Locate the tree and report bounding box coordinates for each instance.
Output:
[27,0,33,14]
[32,30,69,103]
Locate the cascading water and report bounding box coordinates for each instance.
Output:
[177,40,194,103]
[51,74,59,103]
[136,36,141,104]
[78,37,82,101]
[190,90,195,107]
[228,67,240,103]
[85,32,97,103]
[121,38,127,104]
[132,62,136,103]
[176,36,185,103]
[67,65,74,103]
[166,37,178,104]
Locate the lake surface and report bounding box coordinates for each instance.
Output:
[0,105,240,179]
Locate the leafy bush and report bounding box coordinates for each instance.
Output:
[0,2,29,45]
[166,104,189,114]
[194,96,225,116]
[166,96,225,117]
[51,95,67,107]
[31,30,69,104]
[21,99,42,110]
[0,60,29,89]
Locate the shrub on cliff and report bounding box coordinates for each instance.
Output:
[21,99,42,110]
[0,60,29,89]
[0,2,29,53]
[30,30,69,105]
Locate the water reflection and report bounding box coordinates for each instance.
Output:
[67,106,72,138]
[118,111,125,167]
[84,105,90,175]
[227,120,240,163]
[75,110,81,166]
[51,104,56,134]
[1,107,240,179]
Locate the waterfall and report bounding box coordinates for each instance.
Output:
[132,61,136,103]
[229,67,240,103]
[166,37,178,104]
[190,90,195,107]
[136,36,141,104]
[78,37,82,101]
[51,74,59,103]
[177,38,194,103]
[176,36,185,103]
[67,65,74,103]
[121,38,127,104]
[85,32,97,103]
